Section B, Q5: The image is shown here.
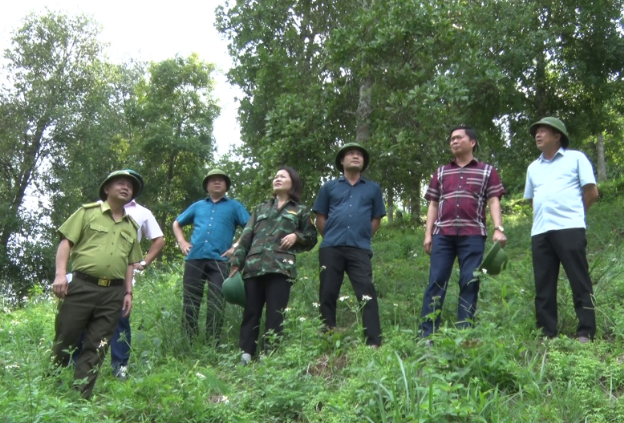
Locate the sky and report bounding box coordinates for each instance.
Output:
[0,0,242,158]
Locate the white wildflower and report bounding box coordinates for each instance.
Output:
[303,276,309,280]
[312,302,320,308]
[98,339,108,349]
[520,289,525,293]
[282,259,288,263]
[284,307,291,312]
[482,268,488,274]
[220,395,230,404]
[299,317,306,322]
[393,303,399,307]
[413,253,417,257]
[339,295,349,302]
[321,265,327,270]
[196,372,206,380]
[288,260,294,265]
[362,295,372,301]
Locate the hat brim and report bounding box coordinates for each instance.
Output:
[203,174,232,192]
[99,174,142,202]
[335,147,370,173]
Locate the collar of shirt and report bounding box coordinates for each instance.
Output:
[450,157,479,167]
[100,201,130,220]
[205,195,229,204]
[271,196,298,210]
[125,199,137,208]
[538,147,566,163]
[338,175,366,184]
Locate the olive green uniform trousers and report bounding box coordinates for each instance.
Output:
[52,273,125,398]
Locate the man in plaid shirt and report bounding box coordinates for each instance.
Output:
[419,126,507,339]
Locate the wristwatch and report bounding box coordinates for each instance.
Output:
[494,226,505,232]
[140,260,147,267]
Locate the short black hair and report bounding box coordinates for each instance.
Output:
[277,166,302,203]
[449,125,478,152]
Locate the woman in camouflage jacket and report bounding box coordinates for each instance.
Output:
[230,166,318,365]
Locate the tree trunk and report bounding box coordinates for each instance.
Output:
[596,132,607,182]
[535,48,548,118]
[387,186,394,223]
[356,76,373,145]
[409,180,421,224]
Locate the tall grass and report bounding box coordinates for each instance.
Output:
[2,198,624,422]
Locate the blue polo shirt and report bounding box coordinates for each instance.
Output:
[313,176,386,251]
[524,148,596,236]
[176,196,250,261]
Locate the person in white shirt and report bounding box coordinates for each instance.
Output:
[524,118,599,343]
[110,170,164,378]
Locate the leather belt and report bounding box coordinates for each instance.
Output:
[73,271,124,287]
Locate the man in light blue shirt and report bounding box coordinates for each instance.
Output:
[524,117,599,343]
[173,169,250,341]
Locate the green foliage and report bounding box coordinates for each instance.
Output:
[3,196,624,421]
[0,11,220,297]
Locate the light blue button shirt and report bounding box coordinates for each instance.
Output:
[524,148,596,236]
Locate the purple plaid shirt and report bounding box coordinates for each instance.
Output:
[425,159,505,236]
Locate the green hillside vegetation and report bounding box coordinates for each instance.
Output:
[3,186,624,422]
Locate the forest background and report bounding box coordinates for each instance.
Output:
[2,0,624,301]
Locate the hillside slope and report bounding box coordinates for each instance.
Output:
[2,196,624,422]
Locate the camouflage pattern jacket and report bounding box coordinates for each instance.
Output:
[230,198,318,281]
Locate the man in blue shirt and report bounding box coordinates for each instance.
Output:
[313,143,386,347]
[524,117,599,343]
[173,169,250,341]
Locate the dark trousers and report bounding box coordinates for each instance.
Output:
[532,228,596,339]
[52,275,124,398]
[239,273,291,355]
[419,235,486,338]
[74,310,129,371]
[319,246,382,346]
[110,312,131,370]
[182,259,228,339]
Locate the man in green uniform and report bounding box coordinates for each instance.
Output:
[51,170,143,398]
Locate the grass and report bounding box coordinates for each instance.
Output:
[2,195,624,422]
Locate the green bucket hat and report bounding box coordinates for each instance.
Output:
[222,272,246,308]
[98,170,143,202]
[122,169,145,199]
[335,143,370,173]
[530,117,570,148]
[203,169,232,192]
[478,242,508,276]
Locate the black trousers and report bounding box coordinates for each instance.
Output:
[239,273,291,356]
[182,259,228,339]
[532,228,596,339]
[319,246,382,346]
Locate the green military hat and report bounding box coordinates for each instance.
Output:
[122,169,145,198]
[222,272,246,307]
[335,142,370,173]
[530,117,570,148]
[98,170,143,202]
[478,242,508,276]
[203,168,232,192]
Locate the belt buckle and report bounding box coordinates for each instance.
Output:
[97,278,111,287]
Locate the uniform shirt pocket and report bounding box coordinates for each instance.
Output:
[88,223,109,239]
[118,229,134,256]
[280,212,298,232]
